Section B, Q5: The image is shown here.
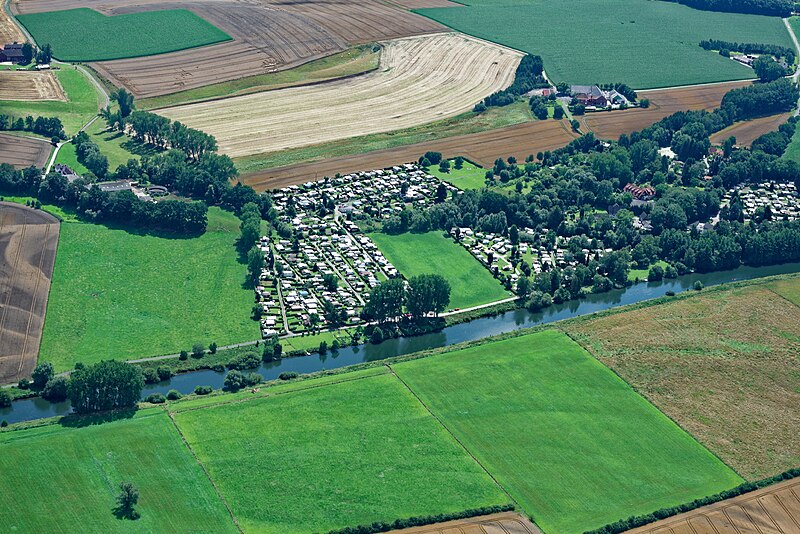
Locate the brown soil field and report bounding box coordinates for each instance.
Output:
[241,119,578,191]
[580,81,753,140]
[387,512,541,534]
[0,133,52,169]
[0,70,66,101]
[159,34,523,158]
[12,0,446,97]
[0,202,59,384]
[710,112,793,147]
[387,0,461,8]
[628,477,800,534]
[567,282,800,480]
[0,5,24,43]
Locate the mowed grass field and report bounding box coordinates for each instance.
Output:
[172,369,509,533]
[55,119,141,174]
[416,0,791,88]
[40,207,255,371]
[429,160,488,190]
[368,231,510,309]
[17,8,231,62]
[569,280,800,480]
[0,409,237,532]
[393,330,743,534]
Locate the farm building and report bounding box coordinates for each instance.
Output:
[624,183,656,200]
[571,85,607,106]
[0,43,26,63]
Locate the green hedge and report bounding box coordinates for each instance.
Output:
[327,504,515,534]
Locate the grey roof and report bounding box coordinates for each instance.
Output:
[571,85,603,98]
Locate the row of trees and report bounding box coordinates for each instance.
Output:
[73,130,109,178]
[699,39,795,62]
[0,113,66,140]
[125,111,217,160]
[474,54,548,111]
[663,0,792,16]
[362,274,451,323]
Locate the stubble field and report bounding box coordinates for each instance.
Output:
[158,34,522,158]
[0,70,66,101]
[710,112,794,147]
[0,134,52,169]
[0,5,24,42]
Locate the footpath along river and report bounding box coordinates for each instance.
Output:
[4,261,800,425]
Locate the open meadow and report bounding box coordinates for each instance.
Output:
[416,0,791,88]
[157,34,522,158]
[368,231,510,309]
[40,207,256,371]
[429,160,488,190]
[172,369,509,533]
[0,70,65,101]
[16,7,231,62]
[0,409,237,532]
[393,330,743,534]
[55,119,143,174]
[568,280,800,480]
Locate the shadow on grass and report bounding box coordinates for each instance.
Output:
[120,139,165,158]
[58,408,138,428]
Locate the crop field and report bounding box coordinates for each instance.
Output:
[416,0,791,89]
[629,477,800,534]
[12,0,446,98]
[580,81,752,140]
[0,409,237,532]
[388,512,539,533]
[0,70,65,101]
[710,112,793,147]
[39,207,256,371]
[241,119,578,191]
[172,370,508,533]
[368,231,510,309]
[16,8,231,62]
[393,330,744,534]
[0,203,59,385]
[158,34,521,158]
[0,5,24,43]
[0,66,103,136]
[568,282,800,480]
[0,133,52,169]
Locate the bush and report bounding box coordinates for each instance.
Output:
[41,376,69,402]
[664,265,678,279]
[145,393,166,404]
[191,343,206,358]
[319,341,328,353]
[648,265,664,281]
[209,342,218,354]
[279,372,298,381]
[156,366,173,381]
[665,290,676,296]
[223,370,246,392]
[0,389,11,408]
[17,378,30,390]
[194,385,213,395]
[166,389,182,400]
[370,327,384,344]
[227,351,261,370]
[694,280,704,291]
[142,367,159,384]
[0,420,7,427]
[179,350,189,361]
[245,373,262,386]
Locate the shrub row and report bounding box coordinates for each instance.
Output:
[326,504,515,534]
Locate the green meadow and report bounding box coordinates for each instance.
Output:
[369,231,510,309]
[40,207,256,370]
[416,0,791,88]
[393,330,744,533]
[17,8,231,62]
[429,160,488,190]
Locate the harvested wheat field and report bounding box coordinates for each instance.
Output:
[160,34,522,158]
[0,70,66,101]
[628,477,800,534]
[241,120,578,191]
[580,81,752,140]
[0,202,59,384]
[13,0,446,97]
[710,112,793,147]
[567,281,800,480]
[0,5,24,43]
[0,134,52,169]
[387,512,540,534]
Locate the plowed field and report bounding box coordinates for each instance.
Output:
[159,34,522,158]
[710,112,793,147]
[0,203,59,384]
[0,70,66,101]
[0,134,52,169]
[240,119,578,191]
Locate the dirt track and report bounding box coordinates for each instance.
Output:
[581,81,753,140]
[0,70,66,101]
[0,203,59,384]
[0,133,52,169]
[241,119,578,191]
[160,33,522,158]
[710,112,792,147]
[628,477,800,534]
[12,0,446,97]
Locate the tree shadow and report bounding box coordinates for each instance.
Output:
[120,139,165,158]
[112,506,140,521]
[58,408,138,428]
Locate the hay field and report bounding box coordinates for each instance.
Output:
[710,112,793,147]
[0,70,66,101]
[0,6,24,43]
[158,34,522,158]
[569,283,800,480]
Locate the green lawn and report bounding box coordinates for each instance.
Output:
[393,330,744,533]
[17,8,231,62]
[628,260,670,282]
[368,231,510,309]
[0,409,237,532]
[0,66,103,136]
[172,370,508,533]
[416,0,791,89]
[40,207,256,370]
[429,160,488,190]
[768,278,800,308]
[55,119,140,173]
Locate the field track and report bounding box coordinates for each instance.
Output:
[11,0,446,97]
[386,512,540,533]
[160,34,523,158]
[0,133,52,169]
[710,112,793,147]
[240,119,578,191]
[0,202,59,384]
[0,5,24,42]
[628,477,800,534]
[580,81,753,140]
[0,70,66,101]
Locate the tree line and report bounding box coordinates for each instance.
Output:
[474,54,548,111]
[661,0,792,16]
[362,274,451,324]
[0,113,66,141]
[699,39,795,62]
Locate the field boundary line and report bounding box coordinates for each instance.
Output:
[764,285,800,312]
[165,409,243,533]
[384,364,525,515]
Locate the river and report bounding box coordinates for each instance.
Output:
[4,262,800,425]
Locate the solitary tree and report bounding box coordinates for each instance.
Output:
[114,482,140,520]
